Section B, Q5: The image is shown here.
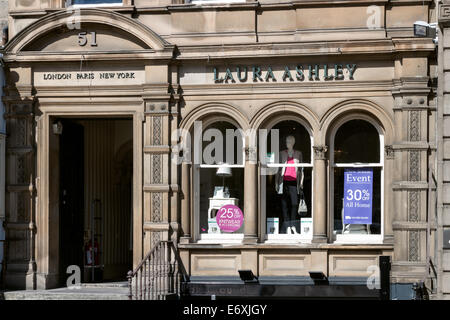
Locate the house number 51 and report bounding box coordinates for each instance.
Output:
[78,32,97,47]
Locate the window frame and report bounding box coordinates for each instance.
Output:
[193,117,246,244]
[66,0,124,8]
[259,116,314,243]
[188,0,246,5]
[329,115,385,244]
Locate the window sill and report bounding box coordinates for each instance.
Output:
[333,234,383,245]
[177,242,394,250]
[197,233,244,244]
[265,234,312,244]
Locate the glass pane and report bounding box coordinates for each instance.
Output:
[199,167,244,234]
[265,168,312,235]
[334,120,380,163]
[202,121,243,165]
[266,120,311,164]
[333,167,381,235]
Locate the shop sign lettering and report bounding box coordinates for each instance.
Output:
[42,72,136,81]
[213,64,357,83]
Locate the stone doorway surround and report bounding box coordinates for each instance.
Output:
[1,8,176,289]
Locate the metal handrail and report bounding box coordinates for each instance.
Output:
[127,240,189,300]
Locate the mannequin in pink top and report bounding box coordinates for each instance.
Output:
[275,135,304,234]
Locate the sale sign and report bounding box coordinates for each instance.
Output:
[343,169,373,224]
[216,204,244,233]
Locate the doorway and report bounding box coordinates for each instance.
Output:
[55,118,133,285]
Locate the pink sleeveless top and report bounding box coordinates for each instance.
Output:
[283,156,297,181]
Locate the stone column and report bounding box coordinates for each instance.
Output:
[180,160,191,244]
[243,146,258,244]
[312,145,328,243]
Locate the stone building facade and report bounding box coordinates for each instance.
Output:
[438,0,450,300]
[0,0,8,284]
[0,0,440,299]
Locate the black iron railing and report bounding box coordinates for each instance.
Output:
[127,240,189,300]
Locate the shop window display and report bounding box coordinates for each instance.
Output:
[195,121,245,241]
[331,119,383,242]
[263,120,313,239]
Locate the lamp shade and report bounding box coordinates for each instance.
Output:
[216,166,232,177]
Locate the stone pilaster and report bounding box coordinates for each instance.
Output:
[384,145,395,244]
[2,77,37,289]
[141,64,175,255]
[243,146,258,244]
[180,160,191,244]
[312,145,328,243]
[437,4,450,298]
[391,76,433,283]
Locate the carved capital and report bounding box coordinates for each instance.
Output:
[313,145,328,160]
[245,146,257,162]
[385,145,395,159]
[440,4,450,25]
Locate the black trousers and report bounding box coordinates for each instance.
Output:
[281,181,298,233]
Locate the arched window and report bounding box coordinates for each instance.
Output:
[260,119,313,242]
[193,120,245,243]
[330,118,384,243]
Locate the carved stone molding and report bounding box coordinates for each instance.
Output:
[313,145,328,160]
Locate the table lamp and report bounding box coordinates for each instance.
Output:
[215,165,232,198]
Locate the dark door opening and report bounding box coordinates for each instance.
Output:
[57,118,133,286]
[59,120,85,286]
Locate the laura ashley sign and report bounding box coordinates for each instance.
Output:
[213,64,357,83]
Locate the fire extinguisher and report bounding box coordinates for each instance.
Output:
[85,239,99,266]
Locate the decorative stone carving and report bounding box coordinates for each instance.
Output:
[440,4,450,22]
[152,192,162,222]
[409,191,419,222]
[409,110,420,142]
[151,154,162,184]
[313,145,328,160]
[244,146,257,162]
[408,230,420,262]
[151,231,161,248]
[152,116,162,146]
[409,151,420,181]
[385,145,395,159]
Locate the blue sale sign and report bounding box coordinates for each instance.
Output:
[343,169,373,224]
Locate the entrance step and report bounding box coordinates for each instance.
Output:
[0,283,129,300]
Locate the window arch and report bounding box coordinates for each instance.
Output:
[260,116,314,242]
[330,116,384,243]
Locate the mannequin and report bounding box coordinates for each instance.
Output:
[275,135,304,234]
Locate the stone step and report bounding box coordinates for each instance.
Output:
[1,285,129,300]
[80,281,128,288]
